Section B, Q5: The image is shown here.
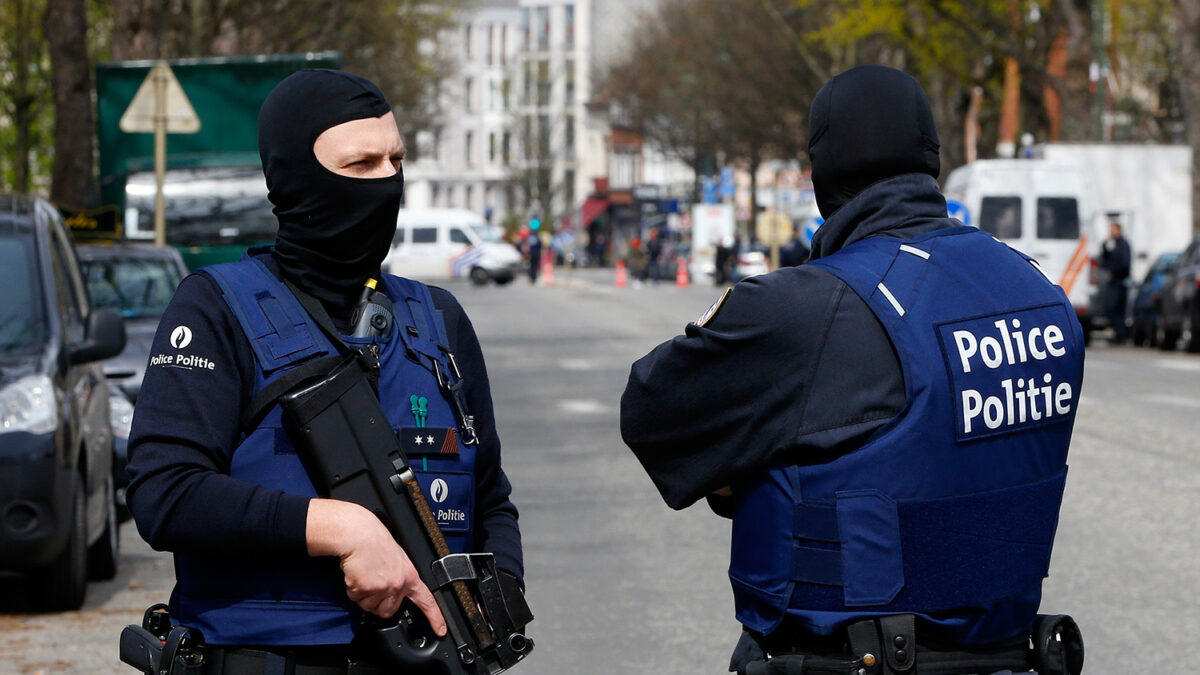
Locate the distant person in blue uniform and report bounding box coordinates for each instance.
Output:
[126,70,523,672]
[1100,221,1132,343]
[621,66,1085,675]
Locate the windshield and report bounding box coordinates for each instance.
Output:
[0,233,47,356]
[81,257,182,319]
[469,222,500,243]
[125,167,278,245]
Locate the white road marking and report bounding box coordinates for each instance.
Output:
[559,399,608,414]
[1135,393,1200,409]
[1155,359,1200,373]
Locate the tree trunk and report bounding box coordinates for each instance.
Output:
[1177,0,1200,233]
[44,0,96,208]
[10,0,37,193]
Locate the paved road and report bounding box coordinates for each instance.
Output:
[2,268,1196,673]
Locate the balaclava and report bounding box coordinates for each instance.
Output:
[807,65,940,219]
[258,69,404,314]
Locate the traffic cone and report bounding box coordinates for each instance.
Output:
[675,256,690,288]
[540,249,554,285]
[615,259,628,288]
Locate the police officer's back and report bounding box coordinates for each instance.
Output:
[621,66,1084,675]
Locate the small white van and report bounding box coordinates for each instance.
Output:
[943,159,1101,328]
[383,208,522,285]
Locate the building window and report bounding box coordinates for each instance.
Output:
[465,25,473,60]
[489,132,497,163]
[465,77,474,113]
[565,5,575,49]
[487,24,494,65]
[538,114,550,158]
[565,59,575,105]
[536,59,550,108]
[502,77,511,109]
[503,131,511,164]
[536,6,550,50]
[524,117,533,160]
[501,25,507,66]
[521,8,530,50]
[465,186,474,211]
[523,61,534,107]
[488,79,497,111]
[465,131,474,165]
[564,169,576,208]
[565,115,575,160]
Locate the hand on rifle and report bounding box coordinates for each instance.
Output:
[307,498,447,636]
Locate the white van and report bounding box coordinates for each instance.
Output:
[383,208,522,285]
[943,159,1101,330]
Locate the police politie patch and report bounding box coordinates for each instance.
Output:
[937,304,1079,442]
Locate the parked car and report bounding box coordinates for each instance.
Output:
[732,244,771,282]
[384,208,522,285]
[0,194,126,610]
[1129,251,1181,347]
[1156,236,1200,352]
[76,243,188,508]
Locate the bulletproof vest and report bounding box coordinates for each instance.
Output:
[728,226,1084,645]
[170,250,477,646]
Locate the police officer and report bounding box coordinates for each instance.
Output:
[126,70,523,672]
[1100,221,1132,343]
[621,66,1084,674]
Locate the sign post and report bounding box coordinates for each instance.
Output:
[119,61,201,246]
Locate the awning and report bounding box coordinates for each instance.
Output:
[580,196,610,227]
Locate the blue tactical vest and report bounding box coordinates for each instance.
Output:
[169,250,478,646]
[728,226,1084,646]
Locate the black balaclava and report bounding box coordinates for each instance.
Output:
[807,65,940,219]
[258,69,404,314]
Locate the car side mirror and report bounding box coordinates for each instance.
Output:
[70,307,127,365]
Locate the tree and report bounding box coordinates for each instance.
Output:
[45,0,96,207]
[0,0,51,193]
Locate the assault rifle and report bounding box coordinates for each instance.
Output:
[279,354,533,674]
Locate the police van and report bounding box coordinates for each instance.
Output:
[944,145,1193,343]
[944,158,1098,332]
[383,208,522,285]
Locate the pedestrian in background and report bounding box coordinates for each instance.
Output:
[1100,220,1132,343]
[621,66,1085,675]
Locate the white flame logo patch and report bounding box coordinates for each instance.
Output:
[430,478,450,503]
[170,326,193,349]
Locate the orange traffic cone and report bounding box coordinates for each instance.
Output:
[540,249,554,285]
[615,259,628,288]
[675,256,690,288]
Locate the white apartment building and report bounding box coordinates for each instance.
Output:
[404,0,691,228]
[403,0,524,222]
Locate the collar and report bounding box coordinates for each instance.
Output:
[810,174,952,261]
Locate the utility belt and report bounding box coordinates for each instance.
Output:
[733,614,1083,675]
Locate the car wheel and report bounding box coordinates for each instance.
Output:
[469,267,490,286]
[1130,318,1146,346]
[1156,320,1178,351]
[1183,312,1200,353]
[87,474,119,581]
[32,477,88,611]
[1147,317,1159,348]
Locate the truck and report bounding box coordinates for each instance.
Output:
[94,52,341,269]
[943,143,1193,341]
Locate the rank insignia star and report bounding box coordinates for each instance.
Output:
[414,435,425,445]
[426,435,435,444]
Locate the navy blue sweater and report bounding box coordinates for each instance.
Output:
[126,258,523,582]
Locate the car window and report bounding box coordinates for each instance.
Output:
[48,228,85,342]
[1036,197,1080,240]
[412,226,438,244]
[979,197,1022,239]
[1147,253,1181,281]
[0,234,47,355]
[449,227,472,245]
[81,257,183,319]
[392,226,406,245]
